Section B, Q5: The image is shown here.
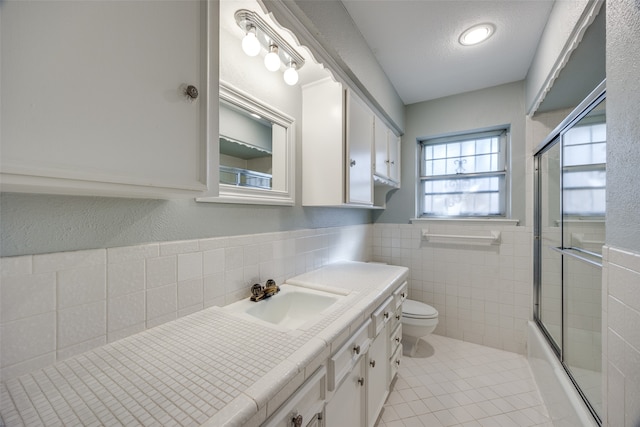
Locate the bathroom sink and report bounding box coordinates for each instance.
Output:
[224,284,348,330]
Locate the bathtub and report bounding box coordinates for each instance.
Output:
[527,321,599,427]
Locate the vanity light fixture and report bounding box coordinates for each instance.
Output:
[241,25,261,57]
[264,44,281,72]
[283,61,299,86]
[459,23,495,46]
[235,9,305,85]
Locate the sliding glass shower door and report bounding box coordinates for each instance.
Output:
[534,82,606,423]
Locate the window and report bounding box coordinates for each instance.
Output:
[419,128,508,217]
[562,120,606,216]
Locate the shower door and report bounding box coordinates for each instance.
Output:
[534,82,606,423]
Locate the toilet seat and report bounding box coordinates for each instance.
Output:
[402,299,438,319]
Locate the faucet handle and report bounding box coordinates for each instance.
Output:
[250,283,263,298]
[265,279,276,288]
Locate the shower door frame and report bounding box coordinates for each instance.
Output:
[533,80,606,426]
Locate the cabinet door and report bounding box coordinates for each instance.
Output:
[301,78,345,206]
[325,357,365,426]
[388,133,401,183]
[374,116,390,179]
[0,1,215,198]
[345,90,373,205]
[367,330,389,427]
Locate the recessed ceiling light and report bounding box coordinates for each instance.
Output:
[459,23,495,46]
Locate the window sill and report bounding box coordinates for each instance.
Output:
[410,217,520,226]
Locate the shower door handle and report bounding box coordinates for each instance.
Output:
[549,246,603,268]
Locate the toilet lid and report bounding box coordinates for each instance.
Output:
[403,300,438,319]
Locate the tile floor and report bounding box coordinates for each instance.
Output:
[376,335,553,427]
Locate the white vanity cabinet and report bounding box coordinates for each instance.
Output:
[366,324,389,427]
[0,1,217,198]
[325,357,366,426]
[302,78,373,207]
[262,367,327,427]
[325,320,370,426]
[324,283,406,427]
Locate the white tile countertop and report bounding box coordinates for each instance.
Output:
[0,261,408,427]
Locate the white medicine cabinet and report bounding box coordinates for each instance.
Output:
[302,78,374,207]
[301,77,401,208]
[196,82,296,206]
[0,0,218,198]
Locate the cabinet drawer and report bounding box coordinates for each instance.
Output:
[263,366,326,427]
[328,319,371,391]
[389,323,402,356]
[371,296,393,337]
[389,305,402,332]
[389,344,402,380]
[393,282,408,310]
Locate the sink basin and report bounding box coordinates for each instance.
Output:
[224,284,347,330]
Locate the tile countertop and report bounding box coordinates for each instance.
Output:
[0,261,408,427]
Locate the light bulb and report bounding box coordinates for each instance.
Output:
[283,62,299,85]
[264,45,281,72]
[242,27,261,57]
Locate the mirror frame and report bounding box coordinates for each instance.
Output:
[197,81,296,206]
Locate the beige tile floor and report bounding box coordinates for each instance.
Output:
[376,334,553,427]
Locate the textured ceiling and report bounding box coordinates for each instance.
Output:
[341,0,556,105]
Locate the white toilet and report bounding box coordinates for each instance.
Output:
[401,299,439,356]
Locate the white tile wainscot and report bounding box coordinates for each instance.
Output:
[602,245,640,426]
[0,225,372,381]
[0,261,407,426]
[372,220,532,354]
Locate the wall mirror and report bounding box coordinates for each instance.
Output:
[198,82,295,205]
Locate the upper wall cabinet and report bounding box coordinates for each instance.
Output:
[373,115,401,208]
[302,78,373,207]
[373,116,401,185]
[0,1,218,198]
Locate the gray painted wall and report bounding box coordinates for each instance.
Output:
[375,81,527,225]
[0,193,369,257]
[606,0,640,253]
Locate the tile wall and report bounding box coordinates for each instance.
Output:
[602,246,640,426]
[0,225,372,382]
[372,221,532,354]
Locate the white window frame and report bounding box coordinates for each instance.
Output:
[418,128,510,218]
[561,119,606,217]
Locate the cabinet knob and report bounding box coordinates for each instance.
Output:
[395,337,401,343]
[353,344,361,355]
[357,377,365,386]
[395,314,401,320]
[384,312,389,319]
[395,359,401,366]
[350,159,356,167]
[184,85,199,100]
[370,359,376,368]
[292,414,303,427]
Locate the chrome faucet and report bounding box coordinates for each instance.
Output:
[250,279,280,301]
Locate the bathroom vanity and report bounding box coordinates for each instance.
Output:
[0,262,408,427]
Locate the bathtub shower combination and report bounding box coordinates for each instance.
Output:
[532,81,606,425]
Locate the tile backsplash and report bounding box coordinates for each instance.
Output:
[0,225,372,381]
